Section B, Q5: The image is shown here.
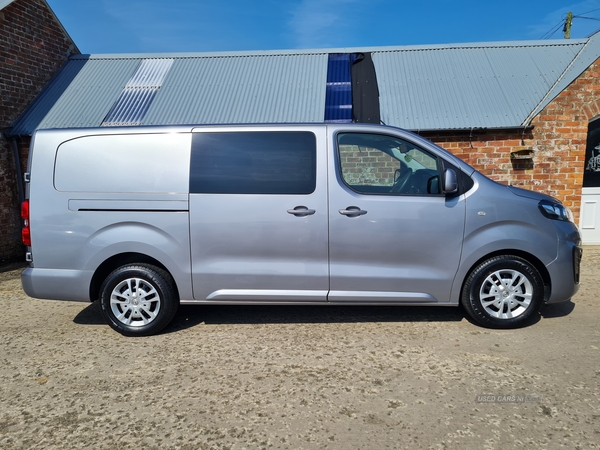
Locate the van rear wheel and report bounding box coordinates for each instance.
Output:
[461,255,543,328]
[99,264,179,336]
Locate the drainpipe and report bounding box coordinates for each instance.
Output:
[10,137,24,205]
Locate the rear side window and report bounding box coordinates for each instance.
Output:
[190,131,316,194]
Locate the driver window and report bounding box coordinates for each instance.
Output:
[337,133,441,195]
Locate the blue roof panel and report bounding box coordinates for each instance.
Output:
[325,53,355,123]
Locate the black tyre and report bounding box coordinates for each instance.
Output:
[99,264,179,336]
[461,255,544,328]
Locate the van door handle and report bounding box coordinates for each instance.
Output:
[287,206,316,217]
[339,206,367,217]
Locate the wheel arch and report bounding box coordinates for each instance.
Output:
[460,249,551,303]
[89,252,179,302]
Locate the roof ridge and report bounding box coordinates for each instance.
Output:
[69,38,589,61]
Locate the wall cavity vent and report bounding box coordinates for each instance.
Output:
[101,58,174,126]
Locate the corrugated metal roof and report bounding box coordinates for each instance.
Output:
[8,35,600,135]
[143,53,328,125]
[374,41,586,130]
[527,32,600,121]
[10,57,140,135]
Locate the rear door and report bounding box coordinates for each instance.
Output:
[189,126,329,302]
[327,129,466,303]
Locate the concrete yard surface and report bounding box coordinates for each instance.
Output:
[0,249,599,449]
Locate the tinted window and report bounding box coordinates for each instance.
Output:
[190,132,316,194]
[337,133,440,195]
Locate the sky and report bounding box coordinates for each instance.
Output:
[45,0,600,54]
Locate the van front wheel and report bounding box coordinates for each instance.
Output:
[99,264,179,336]
[461,255,543,328]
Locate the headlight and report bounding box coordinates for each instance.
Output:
[538,200,574,223]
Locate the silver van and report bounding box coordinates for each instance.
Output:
[21,124,582,336]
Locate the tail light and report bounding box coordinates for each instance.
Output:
[21,200,31,246]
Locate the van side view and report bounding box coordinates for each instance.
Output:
[21,124,582,336]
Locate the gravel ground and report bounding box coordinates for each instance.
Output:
[0,249,599,450]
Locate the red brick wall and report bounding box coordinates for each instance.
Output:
[339,145,399,186]
[420,58,600,223]
[0,0,78,263]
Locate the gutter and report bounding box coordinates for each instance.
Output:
[414,125,534,134]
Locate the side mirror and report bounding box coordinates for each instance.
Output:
[443,168,458,194]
